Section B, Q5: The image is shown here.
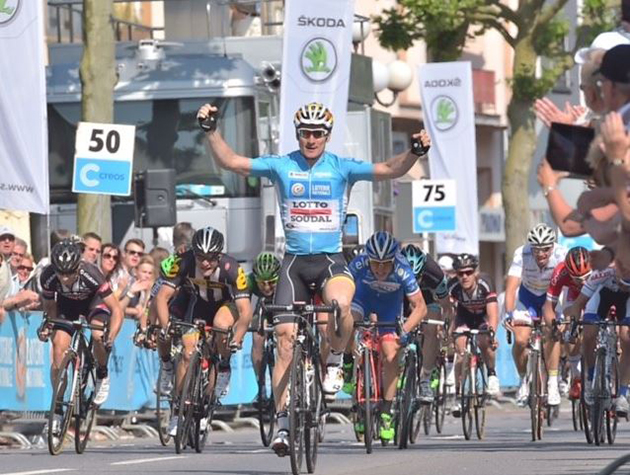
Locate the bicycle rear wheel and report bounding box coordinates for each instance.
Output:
[606,354,619,445]
[474,364,487,440]
[461,359,473,441]
[592,351,606,446]
[75,355,97,454]
[156,361,173,446]
[289,344,305,475]
[176,352,200,454]
[398,352,417,449]
[258,348,275,447]
[48,352,78,455]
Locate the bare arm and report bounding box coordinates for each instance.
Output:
[232,297,253,346]
[197,104,253,176]
[403,291,427,333]
[103,293,123,341]
[373,130,431,180]
[542,298,557,326]
[155,284,176,329]
[504,275,521,315]
[537,159,584,236]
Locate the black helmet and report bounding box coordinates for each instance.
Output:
[192,226,224,255]
[51,239,82,274]
[453,253,479,271]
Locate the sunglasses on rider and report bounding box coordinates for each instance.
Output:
[256,278,278,287]
[297,129,328,139]
[457,269,475,277]
[532,246,553,255]
[194,252,222,263]
[369,258,394,268]
[55,270,77,277]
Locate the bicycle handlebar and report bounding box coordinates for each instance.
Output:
[47,316,106,333]
[264,302,337,314]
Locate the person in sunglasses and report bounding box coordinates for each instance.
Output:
[400,244,452,403]
[247,252,281,386]
[449,253,500,417]
[504,223,567,406]
[38,239,124,418]
[153,226,252,437]
[348,231,427,443]
[197,101,431,455]
[542,246,606,405]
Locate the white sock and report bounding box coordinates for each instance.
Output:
[569,355,581,379]
[326,350,342,367]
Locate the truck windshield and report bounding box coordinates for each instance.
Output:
[48,96,260,202]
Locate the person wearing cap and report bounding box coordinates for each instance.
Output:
[0,226,15,262]
[437,254,456,281]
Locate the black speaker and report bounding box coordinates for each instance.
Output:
[134,169,177,227]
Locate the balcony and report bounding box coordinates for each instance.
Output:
[472,69,496,115]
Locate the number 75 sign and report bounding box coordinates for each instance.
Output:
[411,179,457,233]
[72,122,136,196]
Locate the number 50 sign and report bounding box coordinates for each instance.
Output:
[72,122,136,196]
[411,179,457,233]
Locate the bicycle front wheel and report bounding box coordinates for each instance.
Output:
[529,351,544,441]
[75,354,97,454]
[474,364,487,440]
[305,355,322,473]
[580,356,594,444]
[289,344,305,475]
[258,347,275,447]
[176,352,201,454]
[592,350,606,446]
[461,359,473,441]
[398,351,417,449]
[48,351,78,455]
[359,348,374,454]
[156,361,173,447]
[434,362,447,435]
[606,353,619,445]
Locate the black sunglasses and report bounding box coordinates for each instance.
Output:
[457,269,475,277]
[298,129,328,139]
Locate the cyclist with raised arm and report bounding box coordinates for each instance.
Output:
[504,224,567,406]
[196,101,431,455]
[154,227,252,436]
[542,247,595,405]
[564,265,630,414]
[448,254,500,416]
[401,244,452,403]
[248,252,281,383]
[348,232,427,442]
[38,240,124,432]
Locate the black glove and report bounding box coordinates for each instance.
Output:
[411,137,430,157]
[198,114,217,132]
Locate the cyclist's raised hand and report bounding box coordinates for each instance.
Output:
[197,104,218,132]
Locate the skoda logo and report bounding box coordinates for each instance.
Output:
[300,37,337,83]
[291,183,305,196]
[0,0,20,25]
[430,95,458,131]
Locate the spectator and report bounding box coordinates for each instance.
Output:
[122,238,145,278]
[123,256,155,322]
[10,237,27,275]
[149,246,169,276]
[82,232,102,264]
[14,252,34,288]
[172,222,195,254]
[437,254,456,280]
[0,226,15,262]
[99,242,128,299]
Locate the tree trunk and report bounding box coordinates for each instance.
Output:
[502,39,538,269]
[77,0,116,241]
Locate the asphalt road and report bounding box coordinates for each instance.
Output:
[2,403,630,475]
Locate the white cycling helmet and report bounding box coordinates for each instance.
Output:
[192,226,224,254]
[527,223,556,247]
[293,102,334,131]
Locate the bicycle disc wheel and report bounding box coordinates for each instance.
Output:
[580,356,594,444]
[75,356,97,454]
[398,352,416,449]
[474,364,487,440]
[176,352,200,454]
[461,361,473,441]
[593,351,606,446]
[435,362,447,435]
[305,356,322,473]
[258,349,275,447]
[48,352,78,455]
[289,344,305,475]
[606,355,619,445]
[156,362,173,447]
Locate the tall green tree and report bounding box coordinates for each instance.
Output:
[77,0,117,241]
[374,0,615,266]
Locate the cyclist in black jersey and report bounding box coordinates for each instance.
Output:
[401,245,452,402]
[154,227,252,436]
[248,252,281,382]
[448,253,500,415]
[39,240,124,410]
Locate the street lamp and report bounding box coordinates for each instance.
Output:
[373,59,414,107]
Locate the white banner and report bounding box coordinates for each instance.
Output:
[0,1,49,214]
[279,0,355,155]
[419,62,478,255]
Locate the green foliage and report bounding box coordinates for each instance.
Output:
[533,16,570,58]
[576,0,619,47]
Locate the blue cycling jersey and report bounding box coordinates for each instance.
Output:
[349,253,420,326]
[249,150,374,255]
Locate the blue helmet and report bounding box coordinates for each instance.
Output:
[365,231,399,261]
[402,244,427,276]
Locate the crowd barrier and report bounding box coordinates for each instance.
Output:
[0,311,520,413]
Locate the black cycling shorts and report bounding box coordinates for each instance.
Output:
[53,304,110,337]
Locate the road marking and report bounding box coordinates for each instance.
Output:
[110,456,186,466]
[2,470,76,475]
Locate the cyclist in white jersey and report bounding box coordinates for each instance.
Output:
[504,223,567,406]
[196,101,431,456]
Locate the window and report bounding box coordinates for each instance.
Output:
[48,96,259,202]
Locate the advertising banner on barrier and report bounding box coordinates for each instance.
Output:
[0,0,49,214]
[418,62,479,255]
[278,0,355,155]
